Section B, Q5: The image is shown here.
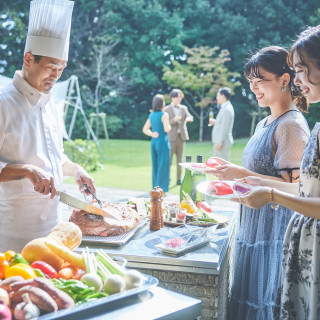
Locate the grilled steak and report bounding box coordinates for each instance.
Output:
[69,201,141,237]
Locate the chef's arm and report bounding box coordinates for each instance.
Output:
[0,163,57,198]
[62,160,96,194]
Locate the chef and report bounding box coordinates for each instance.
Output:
[0,0,95,252]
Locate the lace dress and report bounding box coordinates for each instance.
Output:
[227,110,310,320]
[275,123,320,320]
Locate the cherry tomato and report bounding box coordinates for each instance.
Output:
[196,201,212,212]
[30,261,58,279]
[205,157,220,168]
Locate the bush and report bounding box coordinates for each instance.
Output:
[63,139,100,172]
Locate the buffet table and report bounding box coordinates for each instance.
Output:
[81,199,238,320]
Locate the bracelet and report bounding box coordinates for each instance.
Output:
[270,188,280,210]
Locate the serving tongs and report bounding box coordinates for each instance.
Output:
[82,183,103,209]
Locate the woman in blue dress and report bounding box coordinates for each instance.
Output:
[237,25,320,320]
[143,94,171,192]
[213,46,310,319]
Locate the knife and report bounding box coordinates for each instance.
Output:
[57,191,119,220]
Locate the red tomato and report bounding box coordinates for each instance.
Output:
[210,182,233,195]
[196,201,212,212]
[205,157,220,168]
[30,261,58,279]
[206,181,220,193]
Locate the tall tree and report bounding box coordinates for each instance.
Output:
[162,46,240,141]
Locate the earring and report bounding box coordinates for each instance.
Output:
[281,82,286,92]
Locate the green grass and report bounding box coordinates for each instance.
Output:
[66,138,249,194]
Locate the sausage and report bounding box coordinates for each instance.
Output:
[9,278,36,291]
[11,285,58,312]
[0,276,24,291]
[34,278,75,309]
[10,277,75,310]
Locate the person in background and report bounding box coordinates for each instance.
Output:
[212,46,310,320]
[234,25,320,320]
[165,89,193,185]
[143,94,171,194]
[210,87,234,161]
[0,0,95,252]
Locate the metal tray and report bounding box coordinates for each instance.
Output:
[81,218,148,246]
[38,273,159,320]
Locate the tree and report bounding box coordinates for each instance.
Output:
[162,46,240,141]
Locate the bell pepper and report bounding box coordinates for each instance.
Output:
[5,263,36,280]
[33,268,47,278]
[196,201,212,212]
[207,181,233,195]
[180,199,195,213]
[205,157,220,168]
[0,258,9,280]
[30,261,58,279]
[9,253,30,266]
[4,250,16,262]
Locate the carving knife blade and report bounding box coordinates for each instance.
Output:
[57,191,119,220]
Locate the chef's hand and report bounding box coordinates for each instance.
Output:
[27,165,57,199]
[73,165,96,195]
[62,161,96,195]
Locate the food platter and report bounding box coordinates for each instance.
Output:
[196,180,238,199]
[81,218,148,246]
[38,273,159,320]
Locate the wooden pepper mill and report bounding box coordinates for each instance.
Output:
[150,186,163,230]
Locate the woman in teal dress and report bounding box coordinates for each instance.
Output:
[143,94,171,192]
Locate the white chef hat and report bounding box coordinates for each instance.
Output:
[24,0,74,61]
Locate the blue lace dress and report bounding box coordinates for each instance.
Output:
[228,110,309,320]
[275,123,320,320]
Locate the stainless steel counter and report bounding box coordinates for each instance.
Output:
[81,201,237,275]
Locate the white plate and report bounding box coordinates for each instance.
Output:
[179,162,214,173]
[196,180,238,199]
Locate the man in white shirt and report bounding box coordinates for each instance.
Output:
[210,87,235,161]
[0,0,95,251]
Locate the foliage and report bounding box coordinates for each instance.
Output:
[63,139,100,172]
[1,0,320,140]
[162,46,241,141]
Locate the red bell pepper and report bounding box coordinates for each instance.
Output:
[207,181,233,195]
[30,261,58,279]
[205,157,220,168]
[196,201,212,212]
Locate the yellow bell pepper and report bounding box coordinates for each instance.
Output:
[5,263,36,279]
[180,199,195,214]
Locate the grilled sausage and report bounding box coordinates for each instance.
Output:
[0,276,24,291]
[11,285,58,312]
[34,278,75,309]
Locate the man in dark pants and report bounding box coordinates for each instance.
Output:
[165,89,193,185]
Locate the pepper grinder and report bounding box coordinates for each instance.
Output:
[150,186,163,230]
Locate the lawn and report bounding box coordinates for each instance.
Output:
[66,138,249,194]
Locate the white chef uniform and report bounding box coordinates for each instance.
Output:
[0,0,74,252]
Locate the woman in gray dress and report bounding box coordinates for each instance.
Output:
[214,46,310,320]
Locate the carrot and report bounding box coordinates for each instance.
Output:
[58,267,76,280]
[44,239,85,270]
